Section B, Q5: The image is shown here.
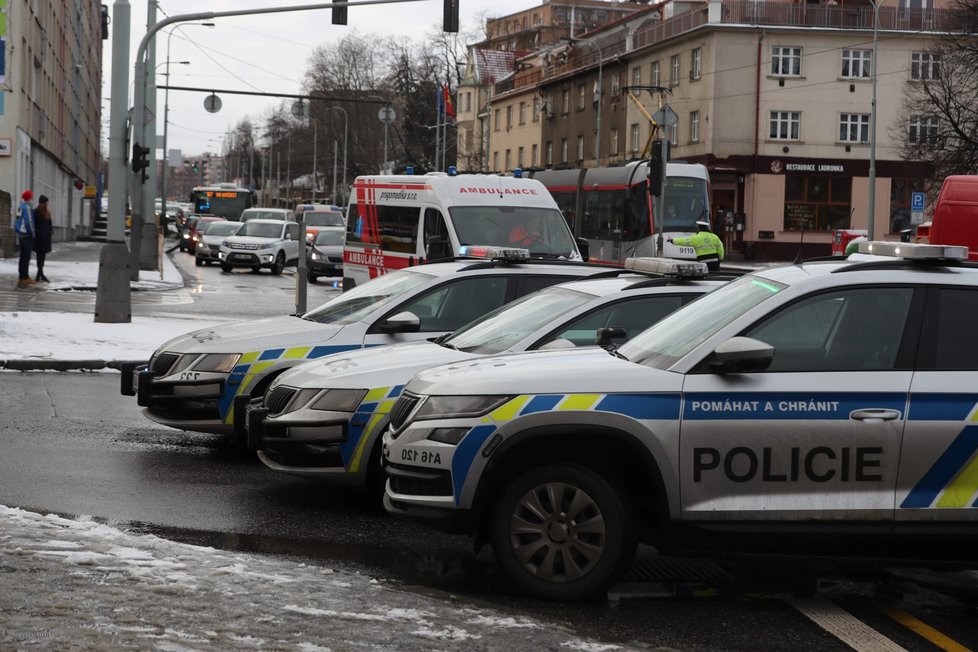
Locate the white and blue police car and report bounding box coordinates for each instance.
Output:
[382,242,978,600]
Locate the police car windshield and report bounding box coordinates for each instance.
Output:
[449,207,577,258]
[302,268,436,325]
[618,276,785,369]
[444,287,594,354]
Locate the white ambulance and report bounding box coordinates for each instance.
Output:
[343,172,585,288]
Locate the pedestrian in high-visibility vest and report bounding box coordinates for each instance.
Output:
[669,220,724,270]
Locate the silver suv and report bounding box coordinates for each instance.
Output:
[383,242,978,600]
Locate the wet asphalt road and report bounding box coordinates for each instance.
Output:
[1,245,977,650]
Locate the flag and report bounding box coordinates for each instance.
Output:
[443,85,455,119]
[436,86,444,120]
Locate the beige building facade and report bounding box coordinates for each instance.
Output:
[0,0,103,245]
[463,0,950,258]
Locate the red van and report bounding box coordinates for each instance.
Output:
[831,229,867,256]
[930,175,978,260]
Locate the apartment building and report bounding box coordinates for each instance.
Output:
[0,0,103,245]
[463,0,951,258]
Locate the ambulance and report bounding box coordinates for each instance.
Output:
[343,172,586,289]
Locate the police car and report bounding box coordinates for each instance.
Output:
[382,242,978,600]
[242,258,725,489]
[120,247,613,436]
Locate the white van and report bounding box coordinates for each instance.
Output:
[343,172,585,288]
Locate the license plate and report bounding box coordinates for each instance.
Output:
[230,253,250,260]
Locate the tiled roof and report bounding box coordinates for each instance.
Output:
[475,49,517,85]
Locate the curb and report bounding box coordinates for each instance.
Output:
[0,360,142,372]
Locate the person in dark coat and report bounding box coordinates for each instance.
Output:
[33,194,53,282]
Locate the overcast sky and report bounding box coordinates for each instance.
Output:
[103,0,531,161]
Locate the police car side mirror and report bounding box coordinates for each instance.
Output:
[595,326,626,347]
[381,311,421,333]
[709,336,774,375]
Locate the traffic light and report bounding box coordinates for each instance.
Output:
[443,0,459,32]
[131,142,150,182]
[332,0,347,25]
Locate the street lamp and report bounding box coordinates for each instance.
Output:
[867,0,880,240]
[160,22,214,223]
[330,105,348,205]
[562,36,604,166]
[368,94,390,171]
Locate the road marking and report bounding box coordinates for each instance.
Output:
[788,598,907,652]
[882,607,973,652]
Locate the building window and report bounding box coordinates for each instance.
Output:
[610,128,619,155]
[561,89,570,115]
[911,51,940,80]
[518,146,525,167]
[839,113,870,143]
[670,55,680,86]
[631,66,641,87]
[546,141,553,165]
[841,49,872,79]
[532,143,539,166]
[669,123,678,146]
[532,98,540,123]
[561,138,568,163]
[771,46,802,77]
[784,176,852,231]
[769,111,800,140]
[506,105,513,129]
[493,151,499,171]
[909,115,939,144]
[889,178,925,234]
[519,102,526,125]
[611,72,620,96]
[651,61,660,87]
[630,123,640,154]
[691,48,702,80]
[577,84,586,110]
[465,92,472,113]
[577,135,585,160]
[494,109,500,132]
[505,149,511,170]
[690,111,700,142]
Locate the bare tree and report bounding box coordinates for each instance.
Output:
[898,0,978,194]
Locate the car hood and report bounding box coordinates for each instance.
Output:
[312,244,343,256]
[406,347,675,396]
[223,236,282,246]
[275,341,476,390]
[156,315,344,355]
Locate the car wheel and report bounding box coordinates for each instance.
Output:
[220,262,232,273]
[271,252,285,275]
[195,257,203,267]
[490,463,636,601]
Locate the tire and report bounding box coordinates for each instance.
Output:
[220,262,233,273]
[270,252,285,275]
[195,257,203,267]
[489,463,636,601]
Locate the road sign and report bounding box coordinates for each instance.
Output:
[291,100,306,119]
[378,105,396,125]
[911,191,925,212]
[911,211,925,225]
[652,104,678,128]
[204,94,222,114]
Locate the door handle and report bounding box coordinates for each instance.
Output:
[850,408,901,421]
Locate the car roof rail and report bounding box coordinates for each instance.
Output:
[830,258,978,274]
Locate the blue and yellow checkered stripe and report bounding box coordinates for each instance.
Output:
[219,344,358,423]
[341,385,404,473]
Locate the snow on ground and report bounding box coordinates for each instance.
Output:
[0,505,630,651]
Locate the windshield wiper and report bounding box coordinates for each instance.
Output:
[606,346,629,361]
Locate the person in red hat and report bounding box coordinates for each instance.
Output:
[14,190,36,288]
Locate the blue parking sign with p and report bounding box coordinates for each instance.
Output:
[911,192,926,212]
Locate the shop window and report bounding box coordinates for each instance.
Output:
[783,176,852,231]
[889,177,924,234]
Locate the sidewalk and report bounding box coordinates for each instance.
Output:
[0,240,228,371]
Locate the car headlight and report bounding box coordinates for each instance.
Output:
[310,388,368,412]
[192,353,241,373]
[414,395,512,421]
[182,233,190,239]
[426,428,470,445]
[310,251,322,260]
[259,243,276,250]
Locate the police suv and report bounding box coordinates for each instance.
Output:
[242,258,725,490]
[121,247,612,436]
[383,242,978,600]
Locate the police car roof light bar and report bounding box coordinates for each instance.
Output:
[625,256,709,279]
[458,245,531,262]
[858,241,968,261]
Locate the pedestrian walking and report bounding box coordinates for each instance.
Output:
[33,194,53,282]
[14,190,35,288]
[669,219,725,271]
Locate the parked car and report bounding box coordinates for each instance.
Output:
[184,216,226,255]
[239,207,295,223]
[195,220,243,266]
[307,228,345,282]
[218,218,301,275]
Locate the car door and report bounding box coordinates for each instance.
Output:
[680,285,918,523]
[897,285,978,527]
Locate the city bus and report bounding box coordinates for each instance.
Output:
[190,183,255,221]
[530,162,711,264]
